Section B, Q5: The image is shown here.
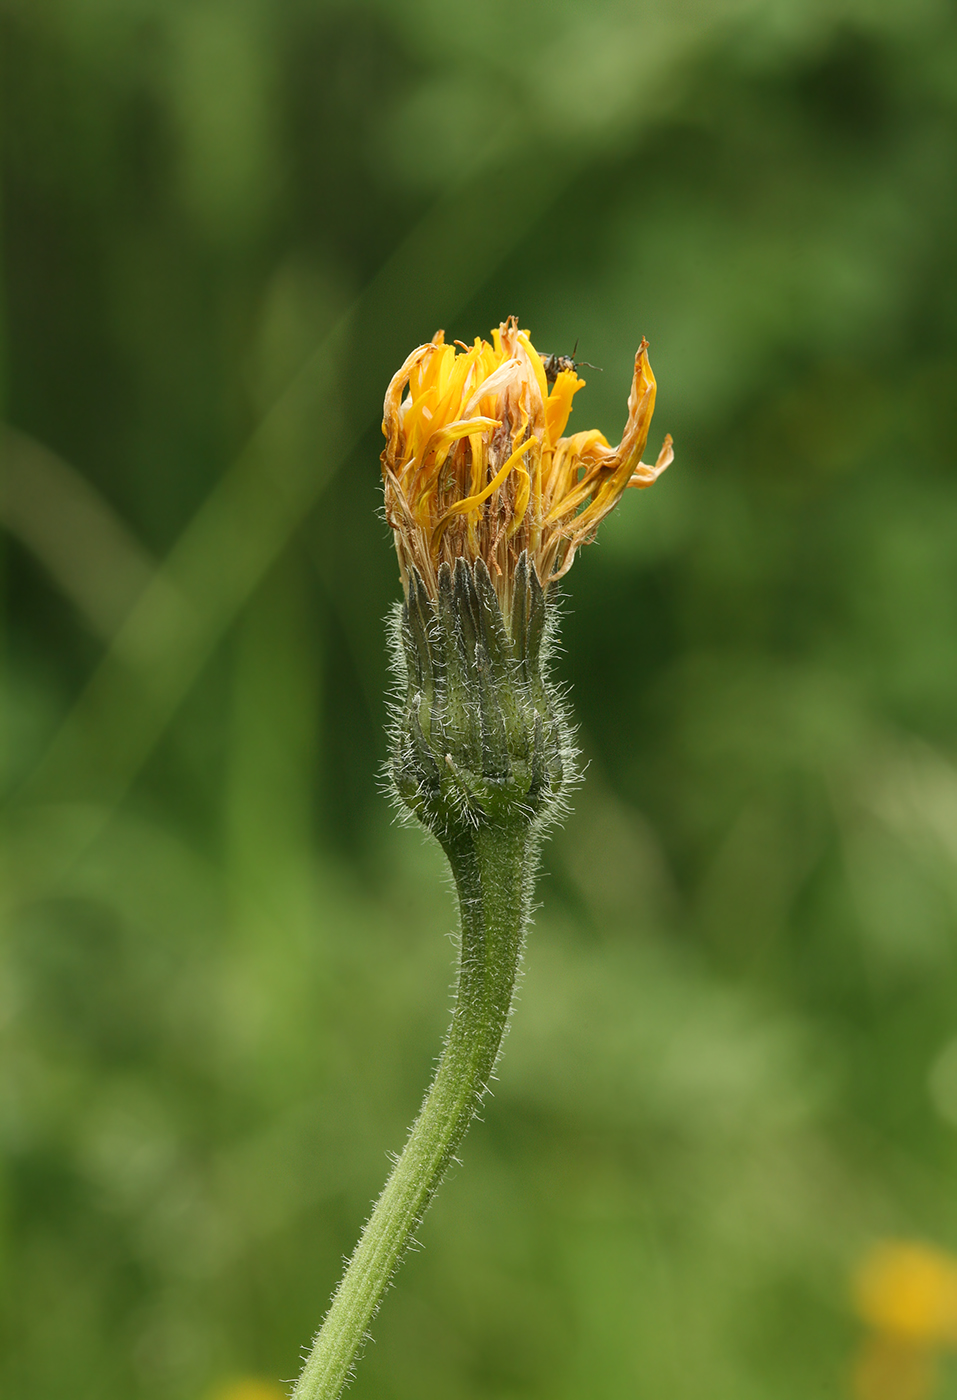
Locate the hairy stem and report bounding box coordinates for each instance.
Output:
[291,818,534,1400]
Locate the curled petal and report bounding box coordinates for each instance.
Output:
[628,434,674,489]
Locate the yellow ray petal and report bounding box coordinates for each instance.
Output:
[431,437,539,547]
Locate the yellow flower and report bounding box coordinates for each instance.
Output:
[854,1241,957,1346]
[381,317,672,603]
[852,1335,936,1400]
[208,1380,285,1400]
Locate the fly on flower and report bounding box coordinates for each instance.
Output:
[381,317,673,607]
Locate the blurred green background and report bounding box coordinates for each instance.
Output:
[3,1,957,1397]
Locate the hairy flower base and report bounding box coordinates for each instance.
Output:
[391,552,573,843]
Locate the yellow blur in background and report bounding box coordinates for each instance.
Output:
[209,1381,285,1400]
[854,1243,957,1400]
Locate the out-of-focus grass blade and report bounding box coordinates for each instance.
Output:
[0,427,159,641]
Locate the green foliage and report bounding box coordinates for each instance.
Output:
[3,1,957,1397]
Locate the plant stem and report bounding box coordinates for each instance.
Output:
[291,818,534,1400]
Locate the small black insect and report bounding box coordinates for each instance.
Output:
[540,339,601,384]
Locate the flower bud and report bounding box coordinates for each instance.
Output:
[391,551,569,841]
[382,319,671,843]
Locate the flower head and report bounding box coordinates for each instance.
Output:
[381,318,672,605]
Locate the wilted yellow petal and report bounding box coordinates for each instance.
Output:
[381,317,671,603]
